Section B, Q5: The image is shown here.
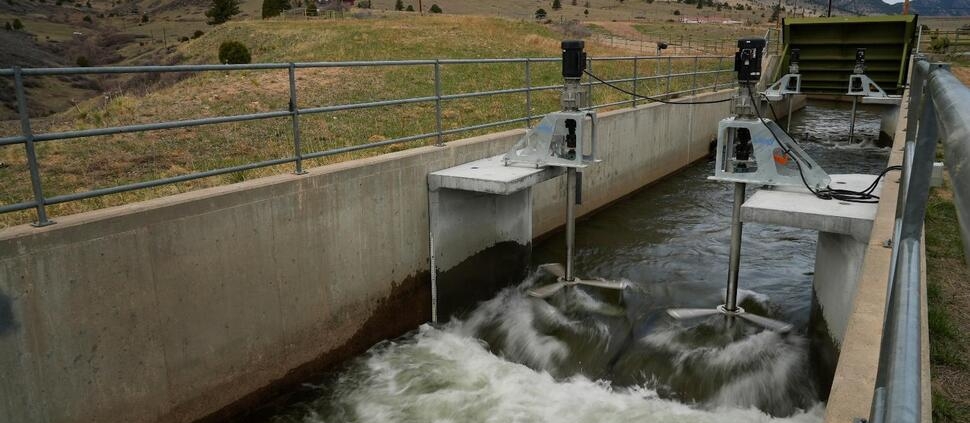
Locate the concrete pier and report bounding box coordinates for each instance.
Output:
[741,174,881,345]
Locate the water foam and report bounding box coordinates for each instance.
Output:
[302,323,822,423]
[286,282,824,423]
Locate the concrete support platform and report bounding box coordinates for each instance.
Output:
[741,174,883,345]
[741,174,882,241]
[428,155,565,321]
[428,155,565,194]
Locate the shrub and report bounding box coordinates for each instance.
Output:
[12,19,23,30]
[931,36,950,53]
[179,36,189,42]
[306,0,317,15]
[4,22,11,31]
[206,0,241,24]
[583,8,588,15]
[141,14,149,22]
[405,4,413,10]
[75,56,90,67]
[429,3,441,12]
[394,0,403,10]
[672,9,679,15]
[535,8,546,19]
[218,40,251,64]
[83,15,92,22]
[356,0,371,7]
[192,30,205,38]
[552,0,561,10]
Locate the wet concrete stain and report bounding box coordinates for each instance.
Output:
[0,292,18,337]
[808,294,839,402]
[193,270,432,423]
[435,240,530,322]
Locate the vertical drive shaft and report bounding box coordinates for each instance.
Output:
[565,168,577,281]
[725,182,745,311]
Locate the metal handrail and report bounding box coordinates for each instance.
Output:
[1,55,734,226]
[866,57,969,423]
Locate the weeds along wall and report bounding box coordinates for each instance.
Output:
[0,89,732,423]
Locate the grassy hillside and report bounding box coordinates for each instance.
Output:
[0,15,728,227]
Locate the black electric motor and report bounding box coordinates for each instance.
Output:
[561,40,586,79]
[734,37,766,83]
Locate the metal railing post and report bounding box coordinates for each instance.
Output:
[666,56,673,99]
[713,57,722,92]
[525,58,532,128]
[434,59,443,146]
[691,56,699,96]
[586,57,593,104]
[288,63,307,174]
[632,57,639,107]
[13,67,53,227]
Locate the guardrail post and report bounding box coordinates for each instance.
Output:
[525,58,532,128]
[13,67,53,227]
[691,56,699,96]
[586,57,593,104]
[632,57,639,107]
[713,57,722,92]
[434,59,443,146]
[288,63,307,175]
[666,56,672,99]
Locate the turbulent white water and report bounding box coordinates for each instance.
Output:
[275,278,824,423]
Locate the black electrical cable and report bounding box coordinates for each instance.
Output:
[583,70,734,105]
[746,87,900,203]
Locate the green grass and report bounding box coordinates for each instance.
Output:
[925,178,970,423]
[0,15,732,227]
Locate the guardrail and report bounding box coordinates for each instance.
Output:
[0,55,734,227]
[866,57,968,423]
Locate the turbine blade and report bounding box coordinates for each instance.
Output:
[537,263,566,278]
[666,308,720,319]
[527,281,568,299]
[575,278,627,290]
[738,312,793,333]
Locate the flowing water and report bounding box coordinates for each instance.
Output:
[257,101,891,423]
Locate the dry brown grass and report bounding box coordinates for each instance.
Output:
[0,15,729,228]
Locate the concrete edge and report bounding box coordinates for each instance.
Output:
[823,85,932,422]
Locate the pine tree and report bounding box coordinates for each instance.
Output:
[552,0,561,10]
[262,0,285,18]
[394,0,403,10]
[206,0,240,24]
